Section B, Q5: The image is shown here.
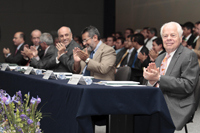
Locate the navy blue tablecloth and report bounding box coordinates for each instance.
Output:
[0,70,175,133]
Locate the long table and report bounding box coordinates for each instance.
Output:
[0,70,175,133]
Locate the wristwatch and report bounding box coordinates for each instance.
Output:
[85,58,90,64]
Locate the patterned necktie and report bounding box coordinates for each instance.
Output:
[160,54,171,75]
[83,51,94,76]
[131,52,138,68]
[116,50,128,68]
[156,54,171,88]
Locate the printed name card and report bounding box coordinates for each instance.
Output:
[68,74,86,85]
[24,67,35,75]
[43,70,57,80]
[1,64,10,71]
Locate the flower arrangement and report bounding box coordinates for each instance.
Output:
[0,90,43,133]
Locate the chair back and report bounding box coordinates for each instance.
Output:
[115,66,131,81]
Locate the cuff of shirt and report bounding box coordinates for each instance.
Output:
[34,56,40,61]
[6,53,11,58]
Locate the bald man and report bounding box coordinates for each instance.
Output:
[3,32,28,66]
[30,29,44,58]
[47,26,81,72]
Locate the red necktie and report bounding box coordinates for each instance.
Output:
[15,49,18,55]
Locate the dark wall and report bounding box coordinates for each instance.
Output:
[0,0,104,63]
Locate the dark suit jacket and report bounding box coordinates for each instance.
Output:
[29,43,44,58]
[187,34,196,48]
[155,44,199,130]
[115,48,127,67]
[47,40,81,72]
[128,46,150,70]
[30,45,57,69]
[5,43,28,66]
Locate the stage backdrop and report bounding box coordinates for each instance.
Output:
[116,0,200,36]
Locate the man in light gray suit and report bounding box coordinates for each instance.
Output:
[143,21,199,130]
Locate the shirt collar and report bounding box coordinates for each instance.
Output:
[137,46,143,53]
[93,40,102,53]
[185,33,192,41]
[128,47,134,54]
[17,43,24,50]
[44,46,50,55]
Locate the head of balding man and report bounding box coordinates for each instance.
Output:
[13,32,25,46]
[58,26,73,46]
[31,29,42,46]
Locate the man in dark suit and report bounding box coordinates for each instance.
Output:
[128,33,150,69]
[23,33,57,69]
[47,26,81,72]
[22,33,56,69]
[3,32,28,66]
[30,29,44,58]
[149,37,165,62]
[115,34,135,69]
[127,33,150,82]
[182,22,196,48]
[143,22,199,130]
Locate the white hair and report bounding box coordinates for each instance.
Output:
[160,21,183,38]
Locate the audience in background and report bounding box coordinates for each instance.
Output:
[115,37,125,54]
[134,29,142,34]
[141,27,149,44]
[182,22,195,48]
[115,31,123,39]
[192,21,200,66]
[146,27,157,50]
[106,36,116,48]
[74,35,84,48]
[149,37,165,62]
[124,28,134,39]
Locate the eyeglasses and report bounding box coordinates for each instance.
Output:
[82,38,91,43]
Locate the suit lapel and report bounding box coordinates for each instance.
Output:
[93,42,104,61]
[165,45,183,75]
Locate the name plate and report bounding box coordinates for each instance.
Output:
[43,70,57,80]
[68,74,86,85]
[1,64,10,71]
[24,67,35,75]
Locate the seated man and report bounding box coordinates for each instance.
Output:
[3,32,28,66]
[22,33,57,69]
[149,37,165,62]
[47,26,82,72]
[143,21,199,130]
[73,25,116,81]
[29,29,44,58]
[128,33,150,82]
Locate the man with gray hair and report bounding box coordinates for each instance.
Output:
[73,25,116,80]
[23,32,57,69]
[143,21,199,130]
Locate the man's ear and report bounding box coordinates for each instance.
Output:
[93,34,98,41]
